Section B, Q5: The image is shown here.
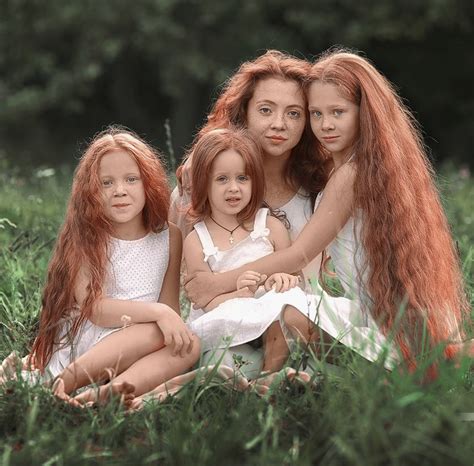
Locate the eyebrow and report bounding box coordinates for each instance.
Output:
[254,99,305,110]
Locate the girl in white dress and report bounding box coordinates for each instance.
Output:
[183,128,310,379]
[4,127,201,404]
[186,50,470,379]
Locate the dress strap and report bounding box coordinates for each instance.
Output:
[250,208,270,241]
[193,221,218,262]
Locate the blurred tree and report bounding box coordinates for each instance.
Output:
[0,0,472,167]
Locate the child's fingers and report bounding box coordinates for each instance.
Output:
[172,334,184,357]
[238,278,259,289]
[180,332,193,357]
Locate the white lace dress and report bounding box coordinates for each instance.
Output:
[45,230,170,379]
[187,208,308,357]
[295,192,399,369]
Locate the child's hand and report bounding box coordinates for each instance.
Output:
[237,271,267,294]
[155,305,195,358]
[264,273,300,293]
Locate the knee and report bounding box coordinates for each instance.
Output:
[188,335,201,363]
[282,306,306,330]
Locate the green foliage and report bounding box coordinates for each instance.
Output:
[0,165,472,464]
[1,0,473,166]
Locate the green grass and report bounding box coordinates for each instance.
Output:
[0,160,473,465]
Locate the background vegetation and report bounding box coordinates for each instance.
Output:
[1,0,473,169]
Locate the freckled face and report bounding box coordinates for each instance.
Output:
[246,78,306,160]
[308,81,360,161]
[99,150,146,233]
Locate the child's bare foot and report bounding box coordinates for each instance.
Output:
[127,365,250,411]
[251,367,313,396]
[52,378,84,408]
[0,352,22,383]
[74,381,136,408]
[214,365,249,391]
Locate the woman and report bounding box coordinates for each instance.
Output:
[170,49,329,287]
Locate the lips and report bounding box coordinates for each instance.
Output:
[267,135,287,143]
[322,136,340,142]
[226,197,241,206]
[112,203,130,208]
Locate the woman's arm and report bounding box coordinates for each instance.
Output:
[183,228,252,311]
[157,222,182,313]
[186,164,356,308]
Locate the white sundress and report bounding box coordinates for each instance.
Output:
[187,208,309,354]
[45,229,170,379]
[295,192,400,369]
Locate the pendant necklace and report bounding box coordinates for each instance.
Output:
[210,216,241,244]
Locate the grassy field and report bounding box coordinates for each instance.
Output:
[0,160,473,465]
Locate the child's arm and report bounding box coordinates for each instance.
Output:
[186,164,356,308]
[74,268,171,327]
[183,229,254,312]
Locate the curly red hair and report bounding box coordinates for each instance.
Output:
[308,50,469,372]
[31,127,170,370]
[179,50,328,200]
[189,128,265,225]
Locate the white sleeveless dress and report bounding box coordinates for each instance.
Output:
[45,230,170,379]
[294,192,399,369]
[187,209,309,376]
[170,186,320,283]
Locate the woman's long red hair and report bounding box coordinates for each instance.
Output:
[31,127,170,370]
[308,50,469,371]
[179,50,328,200]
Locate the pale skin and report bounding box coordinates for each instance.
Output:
[170,78,322,273]
[50,150,201,405]
[185,82,360,354]
[183,148,300,372]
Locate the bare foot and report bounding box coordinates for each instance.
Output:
[0,352,22,383]
[52,378,84,408]
[127,365,250,411]
[74,381,136,407]
[251,367,313,396]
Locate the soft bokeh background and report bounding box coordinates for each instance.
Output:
[1,0,473,170]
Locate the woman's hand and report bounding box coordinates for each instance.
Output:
[155,305,195,357]
[236,271,267,294]
[264,273,300,293]
[184,271,223,309]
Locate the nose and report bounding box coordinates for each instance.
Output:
[321,115,335,131]
[113,181,127,196]
[228,179,239,192]
[270,111,286,130]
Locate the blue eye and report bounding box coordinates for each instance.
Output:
[216,176,227,182]
[127,176,139,183]
[237,175,249,182]
[334,109,343,116]
[102,179,113,187]
[288,110,301,119]
[311,111,322,119]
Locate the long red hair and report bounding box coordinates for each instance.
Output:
[179,50,328,200]
[308,50,469,371]
[31,127,170,370]
[189,128,265,226]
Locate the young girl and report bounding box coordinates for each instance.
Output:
[8,127,201,403]
[182,128,310,380]
[185,50,470,377]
